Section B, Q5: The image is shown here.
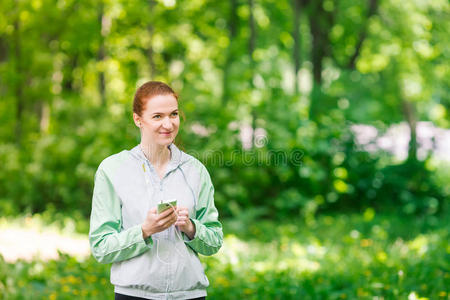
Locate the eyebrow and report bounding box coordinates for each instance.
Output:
[152,109,178,115]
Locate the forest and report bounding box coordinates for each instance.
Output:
[0,0,448,299]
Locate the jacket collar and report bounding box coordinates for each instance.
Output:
[130,143,186,173]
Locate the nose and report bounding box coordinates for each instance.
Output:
[162,116,172,129]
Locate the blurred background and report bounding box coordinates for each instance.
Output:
[0,0,449,299]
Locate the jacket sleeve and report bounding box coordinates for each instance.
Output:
[89,168,153,264]
[185,165,223,256]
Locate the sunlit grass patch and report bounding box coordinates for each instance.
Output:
[203,213,449,299]
[0,214,89,263]
[0,212,448,299]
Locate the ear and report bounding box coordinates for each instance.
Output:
[132,112,141,128]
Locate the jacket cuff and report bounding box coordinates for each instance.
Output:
[134,224,154,248]
[184,218,204,249]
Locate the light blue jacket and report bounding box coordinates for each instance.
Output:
[89,143,223,299]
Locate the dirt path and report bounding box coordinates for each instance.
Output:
[0,220,90,263]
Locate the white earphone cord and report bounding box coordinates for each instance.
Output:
[155,202,188,265]
[139,129,187,264]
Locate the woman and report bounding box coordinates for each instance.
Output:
[89,81,223,300]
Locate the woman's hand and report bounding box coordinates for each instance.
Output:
[175,206,196,240]
[141,207,177,239]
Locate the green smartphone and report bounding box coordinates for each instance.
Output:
[157,199,177,214]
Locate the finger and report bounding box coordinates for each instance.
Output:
[160,211,177,225]
[176,206,186,212]
[176,219,187,225]
[163,217,177,229]
[149,207,157,214]
[175,216,188,222]
[159,217,175,229]
[158,207,175,219]
[177,209,188,217]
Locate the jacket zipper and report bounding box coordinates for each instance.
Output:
[159,177,170,297]
[146,160,175,296]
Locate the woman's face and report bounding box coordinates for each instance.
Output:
[134,94,180,148]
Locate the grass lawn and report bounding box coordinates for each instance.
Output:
[0,210,448,299]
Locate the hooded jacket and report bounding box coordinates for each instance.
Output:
[89,143,223,299]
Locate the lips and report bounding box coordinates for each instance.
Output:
[160,132,172,135]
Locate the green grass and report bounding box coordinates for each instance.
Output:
[0,211,449,299]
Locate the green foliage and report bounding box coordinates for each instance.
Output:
[208,110,448,220]
[0,213,448,299]
[0,106,138,215]
[0,253,112,300]
[0,0,448,227]
[0,1,448,298]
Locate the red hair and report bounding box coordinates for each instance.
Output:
[133,81,178,116]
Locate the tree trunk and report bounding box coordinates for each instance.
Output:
[248,0,257,149]
[292,0,302,94]
[13,13,24,145]
[307,0,335,120]
[309,10,325,85]
[308,6,325,120]
[0,36,7,63]
[221,0,238,105]
[148,0,157,78]
[347,0,378,69]
[402,99,418,161]
[248,0,256,66]
[63,54,78,92]
[0,37,7,97]
[97,1,106,106]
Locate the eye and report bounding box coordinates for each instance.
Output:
[153,115,161,119]
[171,112,178,117]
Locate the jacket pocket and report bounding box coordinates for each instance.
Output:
[170,246,209,292]
[111,250,166,292]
